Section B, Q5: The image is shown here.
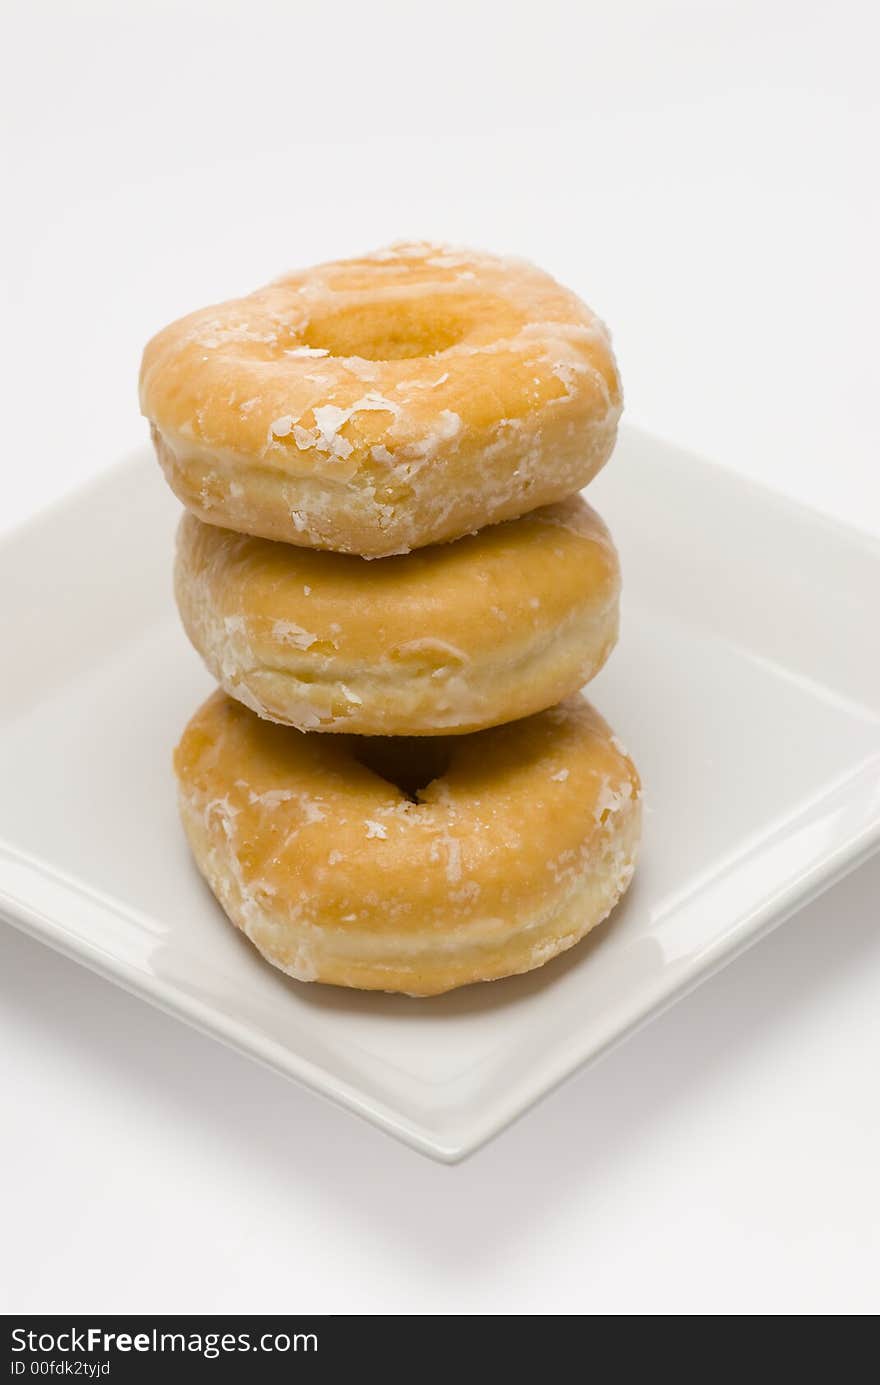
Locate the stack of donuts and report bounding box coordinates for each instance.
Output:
[140,243,641,996]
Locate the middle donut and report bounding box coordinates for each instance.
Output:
[174,495,620,737]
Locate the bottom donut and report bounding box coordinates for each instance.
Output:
[174,690,642,996]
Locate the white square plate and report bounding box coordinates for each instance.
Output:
[1,427,878,1161]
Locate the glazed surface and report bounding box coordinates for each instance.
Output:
[173,496,620,734]
[174,691,642,995]
[142,243,622,556]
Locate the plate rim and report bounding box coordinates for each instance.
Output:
[2,792,878,1163]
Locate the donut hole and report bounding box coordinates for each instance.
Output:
[301,298,475,361]
[353,736,452,802]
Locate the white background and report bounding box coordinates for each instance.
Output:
[1,0,878,1314]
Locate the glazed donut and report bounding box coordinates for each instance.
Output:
[141,242,622,557]
[173,496,620,736]
[174,690,641,996]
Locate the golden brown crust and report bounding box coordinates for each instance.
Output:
[174,691,641,995]
[141,243,622,556]
[173,496,620,735]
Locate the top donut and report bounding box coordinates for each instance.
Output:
[140,243,622,557]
